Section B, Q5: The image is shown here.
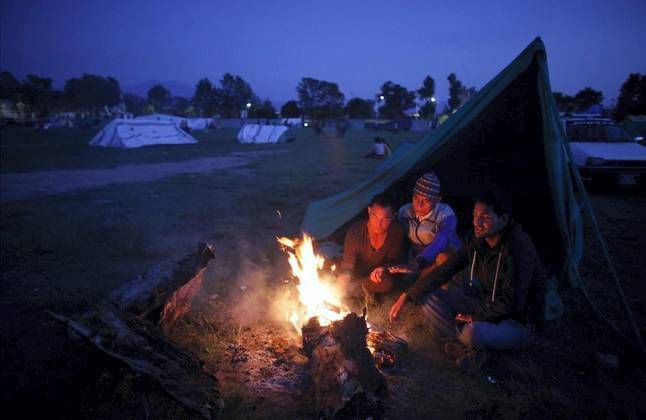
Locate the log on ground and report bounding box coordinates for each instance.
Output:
[109,243,215,320]
[48,307,222,419]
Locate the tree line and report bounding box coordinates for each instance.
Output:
[1,69,645,121]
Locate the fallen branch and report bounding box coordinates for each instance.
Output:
[50,242,221,418]
[110,243,215,320]
[47,308,222,418]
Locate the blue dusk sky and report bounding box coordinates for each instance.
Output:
[1,0,645,105]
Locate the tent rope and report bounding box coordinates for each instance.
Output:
[570,256,639,348]
[564,144,645,354]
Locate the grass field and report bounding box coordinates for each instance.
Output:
[1,125,645,418]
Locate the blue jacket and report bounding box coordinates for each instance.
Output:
[398,202,462,266]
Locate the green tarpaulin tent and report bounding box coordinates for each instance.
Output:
[301,36,644,347]
[303,37,584,290]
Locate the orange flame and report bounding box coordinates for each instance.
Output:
[277,234,349,335]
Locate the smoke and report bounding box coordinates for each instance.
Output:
[225,239,300,338]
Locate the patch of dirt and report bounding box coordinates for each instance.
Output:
[0,150,286,202]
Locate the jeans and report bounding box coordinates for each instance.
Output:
[420,287,529,350]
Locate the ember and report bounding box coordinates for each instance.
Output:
[367,331,409,369]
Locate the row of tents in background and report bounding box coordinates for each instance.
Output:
[89,117,296,148]
[81,110,646,149]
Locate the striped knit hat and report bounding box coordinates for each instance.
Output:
[413,172,441,200]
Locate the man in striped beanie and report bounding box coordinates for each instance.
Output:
[397,172,461,268]
[388,172,462,319]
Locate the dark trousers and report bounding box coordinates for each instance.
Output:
[420,287,529,350]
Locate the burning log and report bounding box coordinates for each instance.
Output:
[302,313,387,418]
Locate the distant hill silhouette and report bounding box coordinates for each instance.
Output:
[124,80,193,98]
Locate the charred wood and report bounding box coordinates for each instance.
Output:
[302,313,387,418]
[367,331,408,370]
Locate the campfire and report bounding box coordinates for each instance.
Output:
[277,233,408,417]
[277,234,350,333]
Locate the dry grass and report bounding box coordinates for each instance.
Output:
[1,126,645,418]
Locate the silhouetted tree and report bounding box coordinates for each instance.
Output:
[297,77,345,119]
[191,78,218,116]
[64,73,121,114]
[22,74,54,117]
[0,71,21,100]
[147,84,171,112]
[447,73,463,112]
[123,93,146,115]
[574,87,603,112]
[217,73,257,118]
[377,81,415,119]
[417,75,436,118]
[615,73,646,121]
[553,92,576,113]
[169,96,190,116]
[251,99,276,119]
[280,100,300,118]
[345,98,374,119]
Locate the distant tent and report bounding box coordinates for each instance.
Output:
[282,118,303,127]
[186,117,214,130]
[303,37,586,296]
[89,119,198,148]
[237,124,291,144]
[135,114,213,130]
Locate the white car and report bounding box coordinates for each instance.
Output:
[565,118,646,187]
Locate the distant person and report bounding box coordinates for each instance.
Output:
[364,137,392,159]
[337,194,406,303]
[390,191,546,369]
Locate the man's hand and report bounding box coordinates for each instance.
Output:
[369,267,386,283]
[454,313,473,323]
[389,293,408,322]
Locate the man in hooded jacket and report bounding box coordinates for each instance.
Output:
[389,190,546,363]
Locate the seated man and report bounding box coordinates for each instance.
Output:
[364,137,392,159]
[393,171,461,273]
[390,191,546,367]
[337,194,405,302]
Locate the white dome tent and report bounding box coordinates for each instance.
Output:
[89,119,198,148]
[237,123,291,144]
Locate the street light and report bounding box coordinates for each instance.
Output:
[375,95,385,121]
[246,102,252,109]
[430,96,436,103]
